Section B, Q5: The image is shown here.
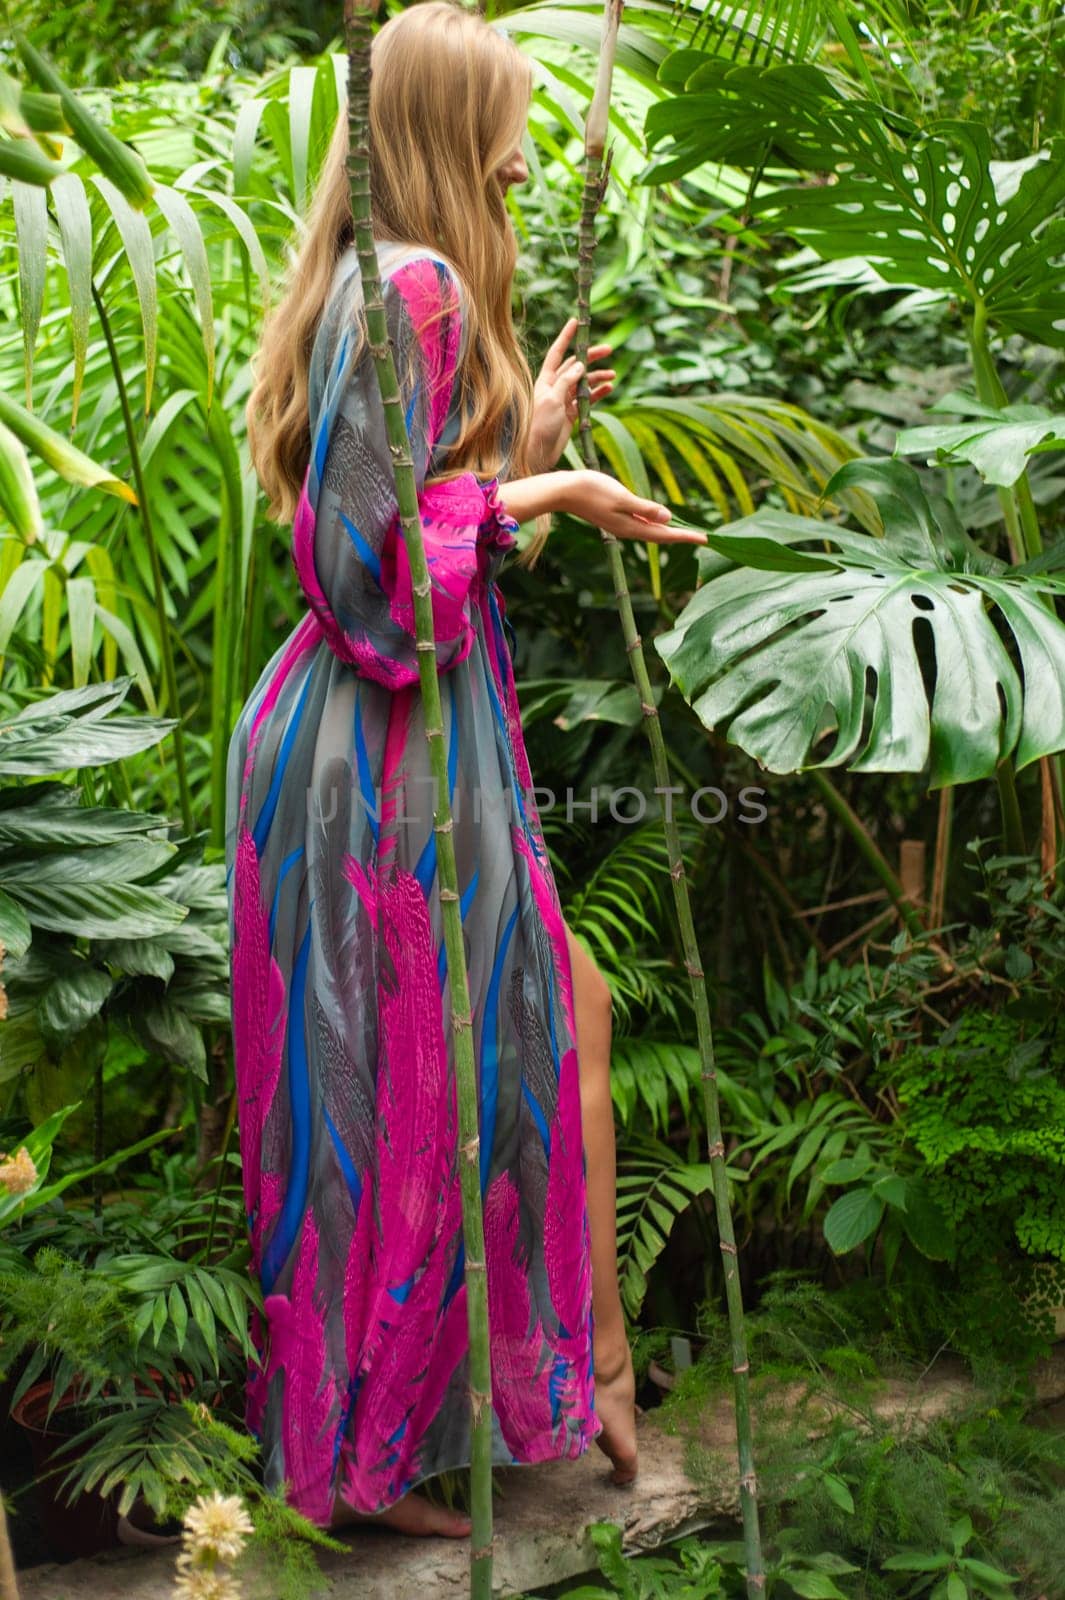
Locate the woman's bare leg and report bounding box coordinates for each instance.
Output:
[564,920,638,1485]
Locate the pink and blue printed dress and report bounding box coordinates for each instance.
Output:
[225,237,601,1523]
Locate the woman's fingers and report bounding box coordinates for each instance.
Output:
[621,518,707,545]
[541,317,579,377]
[542,323,614,380]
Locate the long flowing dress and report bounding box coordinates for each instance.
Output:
[224,236,602,1523]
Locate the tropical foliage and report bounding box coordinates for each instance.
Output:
[2,0,1065,1593]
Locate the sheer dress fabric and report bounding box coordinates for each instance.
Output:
[224,238,601,1521]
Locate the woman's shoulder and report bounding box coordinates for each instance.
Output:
[329,239,466,315]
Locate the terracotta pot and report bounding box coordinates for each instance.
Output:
[10,1380,118,1560]
[11,1368,200,1561]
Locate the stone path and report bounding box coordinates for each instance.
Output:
[17,1347,1065,1600]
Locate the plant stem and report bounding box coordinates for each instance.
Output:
[929,785,953,932]
[576,2,765,1591]
[343,9,494,1594]
[92,282,193,834]
[969,302,1042,562]
[995,759,1027,855]
[809,771,925,939]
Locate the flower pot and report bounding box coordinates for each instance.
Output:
[10,1380,118,1560]
[10,1368,201,1561]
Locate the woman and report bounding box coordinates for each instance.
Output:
[226,0,704,1539]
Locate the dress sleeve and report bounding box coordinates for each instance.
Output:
[292,255,500,688]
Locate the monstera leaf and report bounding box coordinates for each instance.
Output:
[896,393,1065,487]
[646,60,1065,344]
[655,461,1065,787]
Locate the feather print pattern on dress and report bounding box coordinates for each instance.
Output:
[225,238,601,1523]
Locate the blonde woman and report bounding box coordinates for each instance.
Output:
[226,0,704,1538]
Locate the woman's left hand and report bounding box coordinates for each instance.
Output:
[529,316,615,473]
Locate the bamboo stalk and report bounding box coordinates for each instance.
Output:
[342,9,494,1596]
[0,1493,19,1600]
[575,2,765,1590]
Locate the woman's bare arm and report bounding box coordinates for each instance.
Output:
[498,469,706,546]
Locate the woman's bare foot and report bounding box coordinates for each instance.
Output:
[330,1487,472,1537]
[593,1337,639,1485]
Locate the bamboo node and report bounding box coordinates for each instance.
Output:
[460,1135,480,1162]
[438,889,459,904]
[669,861,685,881]
[472,1543,495,1562]
[415,640,437,652]
[720,1240,738,1257]
[435,818,454,835]
[708,1140,725,1160]
[451,1010,473,1032]
[424,724,444,737]
[684,960,704,979]
[470,1388,492,1425]
[639,702,657,718]
[733,1360,750,1375]
[740,1470,758,1493]
[625,634,643,654]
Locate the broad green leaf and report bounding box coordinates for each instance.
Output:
[3,879,185,940]
[882,1551,952,1572]
[820,1154,873,1185]
[91,174,158,410]
[196,191,270,316]
[232,96,267,195]
[51,172,95,426]
[14,32,153,205]
[0,136,64,186]
[823,1187,885,1253]
[0,700,171,774]
[134,997,206,1077]
[0,421,42,543]
[822,1474,855,1514]
[896,398,1065,487]
[288,66,317,215]
[655,461,1065,786]
[12,178,46,392]
[169,1283,188,1353]
[0,561,45,654]
[786,1574,849,1600]
[38,966,114,1042]
[0,801,160,848]
[0,389,135,504]
[1,839,176,887]
[65,576,95,688]
[0,887,32,959]
[646,60,1065,343]
[152,184,215,410]
[961,1558,1018,1586]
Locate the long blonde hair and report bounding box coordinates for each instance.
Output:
[247,1,536,527]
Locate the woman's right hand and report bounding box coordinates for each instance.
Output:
[561,470,706,546]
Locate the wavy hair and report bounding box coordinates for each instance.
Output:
[246,1,536,528]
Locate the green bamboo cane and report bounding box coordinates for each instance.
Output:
[573,1,765,1589]
[0,1492,19,1600]
[342,7,494,1596]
